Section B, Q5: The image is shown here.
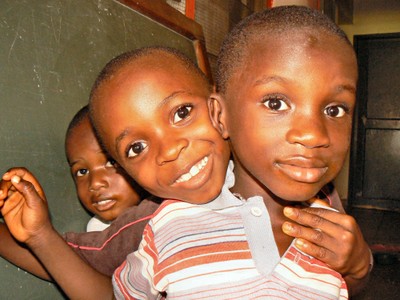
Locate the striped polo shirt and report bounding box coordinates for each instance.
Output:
[113,164,347,299]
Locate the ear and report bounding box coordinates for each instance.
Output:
[208,92,229,139]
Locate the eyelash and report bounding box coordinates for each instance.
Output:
[262,95,290,111]
[324,104,349,118]
[124,104,194,159]
[262,95,350,118]
[127,141,148,158]
[76,169,88,177]
[173,104,193,124]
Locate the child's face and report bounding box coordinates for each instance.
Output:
[219,31,358,201]
[91,56,230,204]
[66,117,141,222]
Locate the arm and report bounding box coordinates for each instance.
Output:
[0,222,51,280]
[0,168,114,300]
[282,203,371,296]
[64,198,159,276]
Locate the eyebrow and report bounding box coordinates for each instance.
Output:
[335,84,356,95]
[254,75,287,86]
[115,128,131,156]
[114,90,188,155]
[157,90,187,109]
[255,75,356,95]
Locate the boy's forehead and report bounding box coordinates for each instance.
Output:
[230,30,355,81]
[91,53,210,141]
[66,118,94,146]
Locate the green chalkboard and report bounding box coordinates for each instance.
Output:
[0,0,203,298]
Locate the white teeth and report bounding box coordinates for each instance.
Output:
[97,199,112,206]
[189,164,200,177]
[176,156,208,183]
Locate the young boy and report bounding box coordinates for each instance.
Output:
[1,22,370,298]
[61,104,160,276]
[211,5,372,296]
[0,106,159,282]
[65,105,146,231]
[86,43,369,298]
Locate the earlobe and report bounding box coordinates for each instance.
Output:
[208,93,229,139]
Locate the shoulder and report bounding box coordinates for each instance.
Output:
[86,216,111,232]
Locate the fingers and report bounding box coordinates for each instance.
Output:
[283,206,356,237]
[0,180,13,200]
[2,168,46,200]
[2,167,29,180]
[1,168,28,200]
[9,175,45,204]
[282,206,357,270]
[282,218,336,261]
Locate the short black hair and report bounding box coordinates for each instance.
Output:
[65,105,89,144]
[88,46,211,144]
[89,46,210,105]
[216,5,352,95]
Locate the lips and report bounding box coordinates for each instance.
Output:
[175,156,209,184]
[92,198,117,211]
[275,157,327,183]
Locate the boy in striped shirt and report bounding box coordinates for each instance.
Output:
[88,7,369,296]
[1,7,371,297]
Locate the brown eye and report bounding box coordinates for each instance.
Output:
[127,141,148,158]
[324,105,347,117]
[263,96,289,111]
[76,168,88,177]
[105,159,117,168]
[173,105,192,123]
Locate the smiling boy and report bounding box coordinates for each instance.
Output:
[90,48,230,204]
[0,17,371,297]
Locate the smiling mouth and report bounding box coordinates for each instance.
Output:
[175,156,209,183]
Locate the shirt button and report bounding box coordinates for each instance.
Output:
[251,207,262,217]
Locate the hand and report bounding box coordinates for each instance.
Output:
[282,206,371,284]
[0,168,51,244]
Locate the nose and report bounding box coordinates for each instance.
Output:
[89,169,109,192]
[155,136,189,166]
[286,112,330,149]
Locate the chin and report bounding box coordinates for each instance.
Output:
[275,186,322,202]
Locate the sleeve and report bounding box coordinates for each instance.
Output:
[113,223,160,300]
[62,199,160,276]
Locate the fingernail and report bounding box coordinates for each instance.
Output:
[284,207,295,217]
[11,175,21,184]
[296,239,305,247]
[282,222,293,233]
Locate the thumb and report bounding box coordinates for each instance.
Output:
[10,175,47,207]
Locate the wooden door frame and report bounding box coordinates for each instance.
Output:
[116,0,211,80]
[349,32,400,211]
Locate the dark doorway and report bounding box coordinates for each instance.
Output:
[349,32,400,211]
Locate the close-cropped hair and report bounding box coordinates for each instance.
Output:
[65,105,89,143]
[88,46,211,149]
[89,46,211,105]
[215,5,353,95]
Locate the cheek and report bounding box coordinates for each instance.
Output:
[124,165,155,194]
[77,192,95,214]
[331,124,351,154]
